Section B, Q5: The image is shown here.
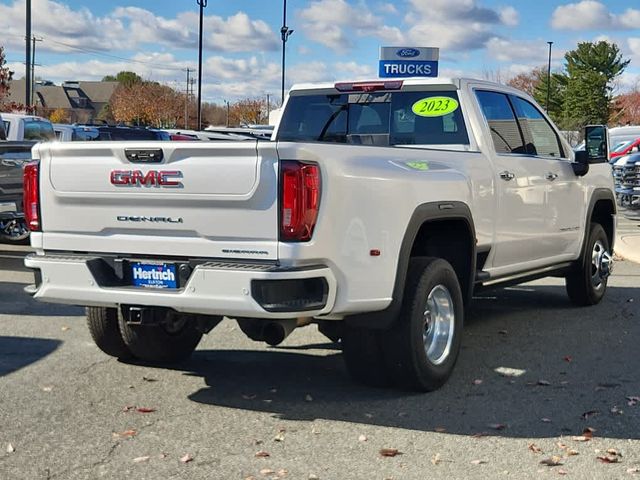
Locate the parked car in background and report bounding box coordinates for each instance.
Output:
[0,113,6,140]
[609,137,640,161]
[612,152,640,207]
[163,128,254,141]
[0,141,35,243]
[53,124,100,142]
[2,113,55,142]
[93,126,195,141]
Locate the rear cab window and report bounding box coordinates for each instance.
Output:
[23,120,55,141]
[277,89,470,148]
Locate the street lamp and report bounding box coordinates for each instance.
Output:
[197,0,208,131]
[281,0,294,105]
[25,0,31,107]
[546,41,553,113]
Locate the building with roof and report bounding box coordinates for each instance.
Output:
[5,79,118,123]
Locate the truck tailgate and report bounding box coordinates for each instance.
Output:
[35,141,280,260]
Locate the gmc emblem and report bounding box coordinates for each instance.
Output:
[110,170,183,187]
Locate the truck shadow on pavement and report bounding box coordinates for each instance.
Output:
[0,281,84,317]
[0,336,61,377]
[179,282,639,440]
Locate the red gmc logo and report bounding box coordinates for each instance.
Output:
[110,170,183,187]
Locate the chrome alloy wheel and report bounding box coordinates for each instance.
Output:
[422,284,455,365]
[591,240,613,290]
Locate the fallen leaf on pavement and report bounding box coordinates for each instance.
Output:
[607,448,622,457]
[142,376,158,382]
[136,407,156,413]
[260,469,275,475]
[582,410,600,420]
[597,455,620,464]
[471,432,488,438]
[379,448,401,457]
[473,379,483,385]
[358,435,367,442]
[61,326,70,331]
[572,427,595,442]
[563,356,573,363]
[255,450,271,458]
[540,456,564,467]
[611,406,623,415]
[557,469,568,475]
[566,449,579,456]
[541,418,552,423]
[471,459,487,465]
[434,427,446,433]
[133,456,150,463]
[537,380,551,386]
[276,469,288,477]
[180,453,193,463]
[488,423,506,430]
[42,386,53,392]
[274,432,285,442]
[627,396,640,406]
[113,429,137,438]
[431,453,441,465]
[308,475,319,480]
[627,467,640,474]
[6,443,15,453]
[122,405,135,412]
[529,444,543,454]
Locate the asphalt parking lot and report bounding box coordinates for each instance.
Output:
[1,237,639,480]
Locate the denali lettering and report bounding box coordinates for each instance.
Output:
[117,216,184,223]
[110,170,182,187]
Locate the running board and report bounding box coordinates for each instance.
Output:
[475,262,573,290]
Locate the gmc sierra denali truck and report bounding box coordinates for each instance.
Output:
[24,78,616,391]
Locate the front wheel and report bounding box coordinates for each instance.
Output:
[118,308,202,363]
[383,257,464,391]
[566,223,612,306]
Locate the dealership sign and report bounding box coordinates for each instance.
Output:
[379,47,439,78]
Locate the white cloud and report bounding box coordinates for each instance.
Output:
[377,3,398,15]
[486,38,564,64]
[0,0,278,55]
[298,0,404,51]
[551,1,640,31]
[404,0,517,51]
[499,6,519,27]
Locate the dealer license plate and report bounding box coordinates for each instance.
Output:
[131,262,178,289]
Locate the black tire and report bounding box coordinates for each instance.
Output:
[118,308,202,363]
[566,223,611,306]
[383,257,464,392]
[341,325,392,388]
[86,307,134,359]
[0,218,30,244]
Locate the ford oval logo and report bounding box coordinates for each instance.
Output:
[396,48,420,58]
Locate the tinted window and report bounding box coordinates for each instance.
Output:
[277,91,469,147]
[475,90,525,154]
[511,96,563,157]
[23,120,55,141]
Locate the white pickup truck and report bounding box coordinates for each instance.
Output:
[24,78,616,391]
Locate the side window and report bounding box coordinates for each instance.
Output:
[511,96,564,158]
[475,90,525,154]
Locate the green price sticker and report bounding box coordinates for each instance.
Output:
[406,161,429,171]
[411,96,459,117]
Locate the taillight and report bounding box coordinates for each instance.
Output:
[23,161,40,231]
[280,161,321,242]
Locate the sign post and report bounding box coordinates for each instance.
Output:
[379,47,439,78]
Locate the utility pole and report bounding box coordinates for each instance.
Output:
[25,0,31,107]
[280,0,294,105]
[185,68,194,129]
[546,41,553,113]
[31,36,43,106]
[225,100,230,128]
[196,0,207,131]
[266,93,270,123]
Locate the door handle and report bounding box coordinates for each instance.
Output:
[499,171,515,181]
[545,172,558,181]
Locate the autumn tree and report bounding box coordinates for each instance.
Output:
[110,81,184,127]
[229,98,270,126]
[102,71,143,87]
[49,108,69,124]
[611,90,640,126]
[507,68,542,97]
[0,46,13,103]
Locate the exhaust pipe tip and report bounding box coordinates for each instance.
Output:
[262,322,288,346]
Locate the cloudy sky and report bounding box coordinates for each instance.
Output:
[1,0,639,104]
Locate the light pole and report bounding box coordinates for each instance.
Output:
[25,0,31,107]
[546,41,553,113]
[197,0,208,131]
[280,0,294,105]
